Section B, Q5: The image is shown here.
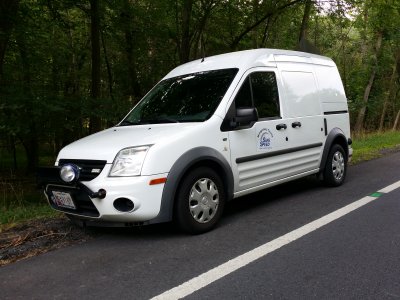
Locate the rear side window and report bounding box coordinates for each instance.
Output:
[234,72,280,119]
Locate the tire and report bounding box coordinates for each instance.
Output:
[175,167,225,234]
[323,144,347,187]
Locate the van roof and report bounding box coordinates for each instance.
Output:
[164,49,335,79]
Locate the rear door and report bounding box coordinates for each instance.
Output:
[277,60,325,174]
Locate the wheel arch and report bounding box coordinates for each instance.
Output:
[319,128,349,173]
[149,147,234,224]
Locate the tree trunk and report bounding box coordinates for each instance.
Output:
[229,0,303,50]
[251,0,259,48]
[354,31,383,133]
[179,0,193,64]
[58,25,88,150]
[191,1,217,59]
[261,17,271,47]
[296,0,319,54]
[379,50,399,131]
[16,34,38,173]
[89,0,101,134]
[7,135,17,170]
[393,110,400,131]
[101,29,114,102]
[298,0,312,43]
[21,135,38,174]
[122,0,142,101]
[0,0,19,84]
[360,3,369,60]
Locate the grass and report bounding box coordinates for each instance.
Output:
[351,130,400,164]
[0,130,399,229]
[0,146,60,229]
[0,187,61,230]
[0,203,60,231]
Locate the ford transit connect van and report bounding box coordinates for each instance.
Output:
[39,49,352,233]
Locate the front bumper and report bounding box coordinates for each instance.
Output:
[38,164,168,224]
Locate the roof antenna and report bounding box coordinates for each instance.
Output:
[201,33,205,62]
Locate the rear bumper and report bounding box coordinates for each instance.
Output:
[348,146,353,162]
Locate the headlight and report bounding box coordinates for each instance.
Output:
[109,146,150,177]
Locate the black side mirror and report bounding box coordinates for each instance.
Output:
[231,107,258,128]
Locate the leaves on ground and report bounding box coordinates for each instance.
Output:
[0,217,94,267]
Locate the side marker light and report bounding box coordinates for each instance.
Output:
[149,178,167,185]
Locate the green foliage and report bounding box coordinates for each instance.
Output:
[0,0,399,170]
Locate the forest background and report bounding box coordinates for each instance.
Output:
[0,0,400,216]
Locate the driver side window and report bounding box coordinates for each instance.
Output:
[234,72,280,119]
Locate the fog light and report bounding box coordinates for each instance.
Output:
[113,198,135,212]
[60,164,80,183]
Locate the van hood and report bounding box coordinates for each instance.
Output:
[57,123,197,163]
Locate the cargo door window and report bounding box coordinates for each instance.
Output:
[281,71,320,117]
[234,72,280,120]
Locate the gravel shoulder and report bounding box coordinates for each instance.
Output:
[0,216,95,267]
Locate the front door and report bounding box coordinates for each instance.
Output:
[228,68,293,194]
[229,68,322,194]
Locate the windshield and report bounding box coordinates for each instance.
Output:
[120,68,238,125]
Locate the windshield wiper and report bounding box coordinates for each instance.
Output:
[139,118,179,124]
[119,118,179,126]
[119,120,139,126]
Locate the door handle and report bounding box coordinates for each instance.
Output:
[292,121,301,128]
[276,123,287,130]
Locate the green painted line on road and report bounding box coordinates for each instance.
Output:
[370,192,384,198]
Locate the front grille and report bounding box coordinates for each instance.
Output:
[59,159,107,181]
[46,184,100,217]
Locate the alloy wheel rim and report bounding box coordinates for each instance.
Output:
[332,151,345,181]
[189,178,219,224]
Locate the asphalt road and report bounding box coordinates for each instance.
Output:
[1,151,400,299]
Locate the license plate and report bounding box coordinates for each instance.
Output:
[51,191,76,209]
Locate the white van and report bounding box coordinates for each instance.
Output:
[39,49,352,233]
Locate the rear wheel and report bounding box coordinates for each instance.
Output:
[175,167,225,234]
[323,144,347,187]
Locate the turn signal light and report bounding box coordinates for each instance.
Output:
[149,178,167,185]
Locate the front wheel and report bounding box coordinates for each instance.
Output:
[175,167,225,234]
[323,144,347,187]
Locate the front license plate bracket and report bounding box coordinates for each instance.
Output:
[51,191,76,210]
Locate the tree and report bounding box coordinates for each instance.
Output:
[89,0,101,133]
[228,0,304,50]
[0,0,19,84]
[1,0,400,174]
[120,0,142,100]
[353,0,400,132]
[296,0,320,54]
[354,30,383,132]
[379,49,400,131]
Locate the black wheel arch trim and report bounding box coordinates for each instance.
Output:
[319,128,349,172]
[149,147,234,224]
